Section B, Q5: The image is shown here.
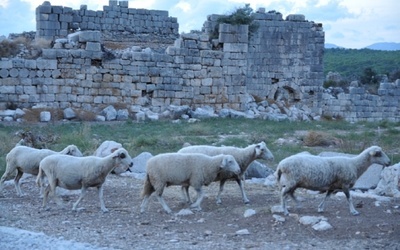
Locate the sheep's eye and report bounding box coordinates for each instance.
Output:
[375,151,382,157]
[120,153,126,159]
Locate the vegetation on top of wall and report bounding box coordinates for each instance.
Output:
[210,4,259,39]
[0,37,51,58]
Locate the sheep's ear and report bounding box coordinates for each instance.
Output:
[111,148,118,153]
[220,157,227,169]
[371,150,382,157]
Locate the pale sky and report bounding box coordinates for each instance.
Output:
[0,0,399,49]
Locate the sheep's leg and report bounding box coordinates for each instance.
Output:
[216,179,226,204]
[155,186,172,214]
[38,175,47,198]
[97,185,109,213]
[140,195,150,213]
[72,186,87,211]
[235,175,250,204]
[180,186,192,204]
[0,167,14,193]
[343,189,359,215]
[318,190,333,213]
[156,195,172,214]
[14,169,24,196]
[280,185,294,216]
[42,185,51,209]
[190,187,204,211]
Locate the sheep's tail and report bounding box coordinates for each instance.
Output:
[141,174,155,198]
[275,167,282,182]
[36,167,43,187]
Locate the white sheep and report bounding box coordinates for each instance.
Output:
[140,153,241,214]
[275,146,391,216]
[93,140,132,174]
[0,145,83,196]
[36,148,133,212]
[178,141,274,204]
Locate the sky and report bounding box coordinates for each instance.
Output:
[0,0,399,49]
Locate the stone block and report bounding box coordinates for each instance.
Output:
[40,111,51,122]
[79,31,101,42]
[223,43,248,53]
[354,164,384,190]
[36,4,52,14]
[42,49,57,59]
[86,42,101,51]
[0,69,9,78]
[0,60,12,69]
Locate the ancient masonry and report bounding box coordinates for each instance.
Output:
[0,0,399,121]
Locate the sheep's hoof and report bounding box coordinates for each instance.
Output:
[101,209,109,213]
[351,211,360,216]
[244,200,250,205]
[73,207,85,212]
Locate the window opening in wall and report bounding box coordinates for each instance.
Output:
[271,78,279,84]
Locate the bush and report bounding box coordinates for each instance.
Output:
[0,40,20,57]
[211,4,259,39]
[323,79,349,88]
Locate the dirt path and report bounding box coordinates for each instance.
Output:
[0,174,399,249]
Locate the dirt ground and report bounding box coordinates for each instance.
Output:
[0,173,399,250]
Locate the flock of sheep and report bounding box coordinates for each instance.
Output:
[0,140,391,216]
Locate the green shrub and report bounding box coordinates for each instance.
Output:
[211,4,259,39]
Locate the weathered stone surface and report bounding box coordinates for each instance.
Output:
[40,111,51,122]
[63,108,76,119]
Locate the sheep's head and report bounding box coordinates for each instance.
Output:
[221,155,241,175]
[66,145,83,157]
[369,146,391,167]
[112,148,134,174]
[256,141,274,161]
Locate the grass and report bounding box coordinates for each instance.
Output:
[1,118,399,177]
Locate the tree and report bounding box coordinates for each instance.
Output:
[360,67,379,85]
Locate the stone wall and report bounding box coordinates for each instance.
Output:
[1,2,399,122]
[35,0,179,45]
[202,9,325,114]
[0,29,249,113]
[321,81,400,122]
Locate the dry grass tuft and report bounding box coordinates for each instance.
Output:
[303,130,342,147]
[22,108,63,123]
[76,110,97,121]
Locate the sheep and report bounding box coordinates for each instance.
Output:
[0,145,83,196]
[140,153,241,214]
[36,148,133,212]
[93,140,132,174]
[177,141,274,204]
[275,146,391,216]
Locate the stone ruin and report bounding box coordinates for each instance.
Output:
[0,0,399,122]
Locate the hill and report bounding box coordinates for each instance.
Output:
[365,42,400,51]
[323,48,400,80]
